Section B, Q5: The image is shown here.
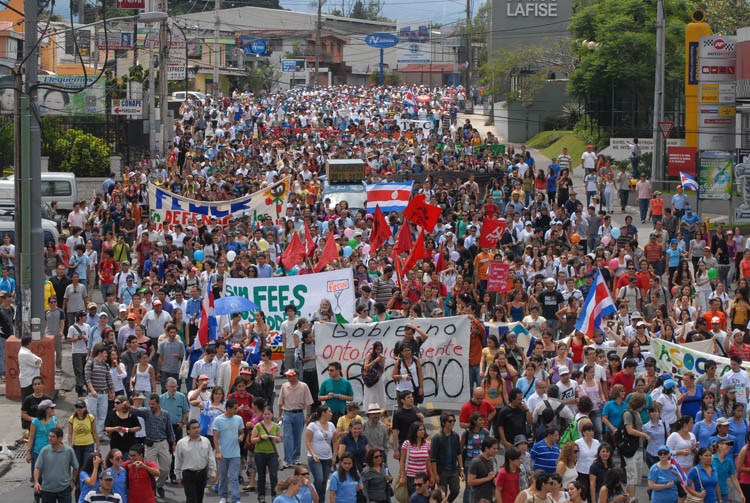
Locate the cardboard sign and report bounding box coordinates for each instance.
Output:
[487,263,509,292]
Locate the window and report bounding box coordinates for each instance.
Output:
[41,181,72,197]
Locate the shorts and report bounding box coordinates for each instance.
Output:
[624,449,643,485]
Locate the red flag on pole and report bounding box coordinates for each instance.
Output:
[478,218,507,248]
[393,222,413,255]
[370,206,392,254]
[404,193,442,232]
[314,234,339,272]
[402,230,424,274]
[392,248,404,291]
[435,243,446,272]
[304,222,316,258]
[281,232,306,270]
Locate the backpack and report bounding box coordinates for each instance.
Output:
[362,357,383,388]
[614,410,639,457]
[560,415,586,448]
[542,400,568,432]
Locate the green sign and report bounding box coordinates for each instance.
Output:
[699,150,733,200]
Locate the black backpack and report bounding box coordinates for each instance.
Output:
[614,410,639,457]
[542,400,568,432]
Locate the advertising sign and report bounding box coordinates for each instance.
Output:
[38,75,105,115]
[148,177,290,232]
[97,32,134,50]
[487,263,510,292]
[314,316,471,406]
[651,338,741,382]
[226,269,356,359]
[365,32,399,48]
[281,59,306,72]
[599,138,684,161]
[111,99,142,115]
[698,150,733,200]
[699,36,737,151]
[116,0,145,8]
[238,36,269,56]
[397,20,431,63]
[167,38,187,81]
[667,146,698,176]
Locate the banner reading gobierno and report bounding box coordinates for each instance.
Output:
[314,315,471,406]
[225,269,356,356]
[148,177,291,232]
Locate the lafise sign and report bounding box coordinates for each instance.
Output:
[506,0,559,17]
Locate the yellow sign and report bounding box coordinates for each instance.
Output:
[700,83,719,102]
[718,106,735,117]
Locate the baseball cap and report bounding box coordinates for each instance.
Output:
[87,302,97,309]
[663,379,678,389]
[100,469,115,481]
[127,313,136,320]
[38,399,55,410]
[284,369,298,377]
[558,366,570,375]
[657,445,670,454]
[118,304,127,312]
[153,299,162,306]
[717,417,731,426]
[513,434,529,446]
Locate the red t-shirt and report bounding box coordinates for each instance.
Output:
[99,258,118,285]
[495,467,520,503]
[611,370,635,395]
[459,399,495,425]
[122,459,158,502]
[741,258,750,279]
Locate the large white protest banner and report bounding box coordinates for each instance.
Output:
[225,269,356,357]
[148,177,290,231]
[314,315,471,406]
[651,338,737,379]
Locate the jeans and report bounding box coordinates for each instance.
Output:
[590,409,603,441]
[100,283,115,298]
[619,189,629,211]
[40,489,72,503]
[31,450,39,483]
[631,156,640,178]
[255,451,279,498]
[88,392,109,437]
[218,456,241,503]
[182,468,208,503]
[307,456,332,499]
[462,465,472,503]
[469,365,481,391]
[282,410,304,464]
[639,198,649,222]
[72,353,86,392]
[438,470,461,503]
[72,444,94,472]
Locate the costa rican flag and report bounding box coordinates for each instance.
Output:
[670,458,688,485]
[574,269,616,337]
[366,181,413,213]
[680,172,699,193]
[195,276,217,349]
[403,90,417,115]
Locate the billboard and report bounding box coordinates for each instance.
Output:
[698,36,736,151]
[167,38,186,81]
[397,20,431,63]
[667,146,698,176]
[489,0,573,57]
[37,75,105,115]
[281,59,306,72]
[698,150,733,200]
[238,36,270,56]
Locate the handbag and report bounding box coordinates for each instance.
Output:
[685,466,705,503]
[178,357,190,380]
[384,466,395,498]
[393,471,409,503]
[198,401,212,436]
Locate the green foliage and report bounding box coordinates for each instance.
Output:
[54,129,111,177]
[0,117,13,174]
[567,0,690,111]
[228,64,280,94]
[574,118,610,151]
[480,39,573,105]
[349,0,391,21]
[284,41,305,60]
[690,0,750,35]
[369,70,400,86]
[527,130,588,164]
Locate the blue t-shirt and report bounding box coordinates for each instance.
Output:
[602,400,627,433]
[688,465,718,503]
[274,495,301,503]
[296,485,316,503]
[679,385,703,419]
[31,416,58,454]
[666,248,682,267]
[712,454,735,496]
[693,419,717,449]
[728,417,748,447]
[648,464,679,503]
[328,471,359,502]
[708,434,740,457]
[78,471,99,503]
[530,439,560,473]
[212,413,244,459]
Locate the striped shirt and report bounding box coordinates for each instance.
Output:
[402,440,431,477]
[131,406,175,443]
[84,492,122,503]
[85,359,113,393]
[530,439,560,473]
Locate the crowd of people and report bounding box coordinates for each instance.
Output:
[11,84,750,503]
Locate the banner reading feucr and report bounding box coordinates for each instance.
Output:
[225,269,356,358]
[148,177,290,231]
[314,315,471,406]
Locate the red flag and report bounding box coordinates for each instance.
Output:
[392,248,404,291]
[393,222,413,255]
[402,230,425,274]
[435,243,446,273]
[370,206,392,254]
[304,221,316,258]
[478,218,507,248]
[314,233,339,272]
[281,232,306,270]
[404,193,442,232]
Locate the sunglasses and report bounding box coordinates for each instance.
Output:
[299,472,310,476]
[373,454,382,459]
[414,483,424,487]
[446,419,456,423]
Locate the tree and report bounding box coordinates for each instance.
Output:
[349,0,390,21]
[567,0,690,132]
[228,64,279,94]
[479,39,574,105]
[54,129,111,177]
[690,0,750,35]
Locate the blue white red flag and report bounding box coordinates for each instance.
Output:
[670,457,688,485]
[574,269,616,337]
[403,90,417,115]
[195,276,217,349]
[366,181,413,213]
[680,172,699,192]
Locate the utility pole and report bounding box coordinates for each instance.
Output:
[130,11,138,98]
[314,0,321,87]
[652,0,665,180]
[213,0,221,96]
[465,0,471,89]
[149,42,156,156]
[159,0,169,159]
[78,0,85,23]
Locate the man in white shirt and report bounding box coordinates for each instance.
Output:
[556,367,579,415]
[558,147,572,172]
[581,145,597,173]
[525,379,548,413]
[142,300,172,341]
[721,355,750,404]
[18,336,42,400]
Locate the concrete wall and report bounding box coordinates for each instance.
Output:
[493,80,569,143]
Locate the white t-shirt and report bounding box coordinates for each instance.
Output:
[581,151,597,170]
[722,369,750,404]
[557,379,579,415]
[667,431,696,471]
[656,392,679,425]
[306,421,335,459]
[575,437,600,474]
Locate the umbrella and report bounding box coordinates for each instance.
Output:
[214,296,259,316]
[441,96,456,103]
[416,94,431,103]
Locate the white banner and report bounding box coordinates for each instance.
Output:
[148,177,290,232]
[314,315,471,406]
[651,338,738,378]
[225,269,356,357]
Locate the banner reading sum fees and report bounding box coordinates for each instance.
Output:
[148,177,290,232]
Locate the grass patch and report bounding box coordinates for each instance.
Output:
[527,130,587,164]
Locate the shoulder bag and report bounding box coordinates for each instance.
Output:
[685,466,705,503]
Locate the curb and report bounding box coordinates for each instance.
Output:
[0,458,13,478]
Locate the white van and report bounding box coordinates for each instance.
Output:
[0,212,60,246]
[0,172,78,212]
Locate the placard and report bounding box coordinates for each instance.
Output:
[487,263,509,292]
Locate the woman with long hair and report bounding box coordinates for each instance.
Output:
[251,406,281,503]
[337,418,369,472]
[273,475,303,503]
[557,442,579,487]
[78,451,103,502]
[191,386,225,437]
[26,400,57,486]
[686,448,718,503]
[363,341,386,411]
[479,335,501,378]
[400,420,431,494]
[329,451,363,503]
[305,406,336,498]
[361,448,392,503]
[579,365,606,440]
[588,443,614,503]
[598,467,627,503]
[736,441,750,503]
[666,415,696,472]
[291,466,319,503]
[68,399,99,471]
[483,363,507,422]
[728,402,749,448]
[549,342,573,384]
[104,448,127,502]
